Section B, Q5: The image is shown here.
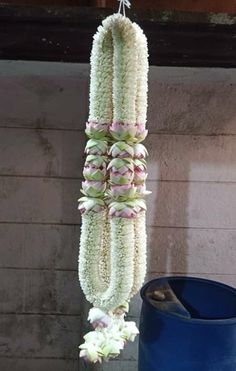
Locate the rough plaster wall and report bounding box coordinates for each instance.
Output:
[0,61,236,371]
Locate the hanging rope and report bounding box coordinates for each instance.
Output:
[118,0,131,16]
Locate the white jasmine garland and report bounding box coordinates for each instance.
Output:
[133,22,149,125]
[89,26,105,123]
[89,21,113,124]
[91,217,135,310]
[79,213,136,310]
[110,14,138,124]
[99,215,110,286]
[79,212,106,303]
[130,211,147,297]
[97,27,113,124]
[78,11,149,363]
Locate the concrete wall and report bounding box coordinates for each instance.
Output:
[0,61,236,371]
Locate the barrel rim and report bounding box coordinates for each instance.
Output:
[140,275,236,325]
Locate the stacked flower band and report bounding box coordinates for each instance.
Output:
[78,13,149,363]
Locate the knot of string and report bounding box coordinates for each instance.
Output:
[118,0,131,17]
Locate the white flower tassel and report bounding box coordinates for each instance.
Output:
[78,11,149,363]
[79,307,139,363]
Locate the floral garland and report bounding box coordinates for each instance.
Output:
[78,11,149,363]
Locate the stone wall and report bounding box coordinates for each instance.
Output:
[0,61,236,371]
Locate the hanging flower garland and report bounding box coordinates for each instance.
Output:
[78,6,149,363]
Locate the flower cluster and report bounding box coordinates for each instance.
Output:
[85,121,109,139]
[79,307,139,363]
[110,122,148,143]
[107,142,148,218]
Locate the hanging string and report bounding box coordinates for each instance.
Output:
[118,0,131,17]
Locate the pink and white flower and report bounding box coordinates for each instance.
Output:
[108,199,146,218]
[83,155,107,181]
[109,170,134,185]
[109,184,137,201]
[83,167,107,182]
[136,183,152,197]
[109,141,134,158]
[133,158,147,184]
[85,121,109,139]
[81,180,106,198]
[78,197,105,214]
[108,158,134,185]
[133,143,148,159]
[135,123,148,142]
[85,139,108,156]
[109,202,137,218]
[109,122,137,142]
[88,308,112,329]
[109,122,148,143]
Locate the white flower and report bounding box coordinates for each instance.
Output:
[79,330,105,363]
[88,307,111,328]
[79,348,102,364]
[113,301,129,316]
[83,330,104,343]
[120,321,139,342]
[101,338,124,359]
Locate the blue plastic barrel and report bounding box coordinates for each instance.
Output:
[139,276,236,371]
